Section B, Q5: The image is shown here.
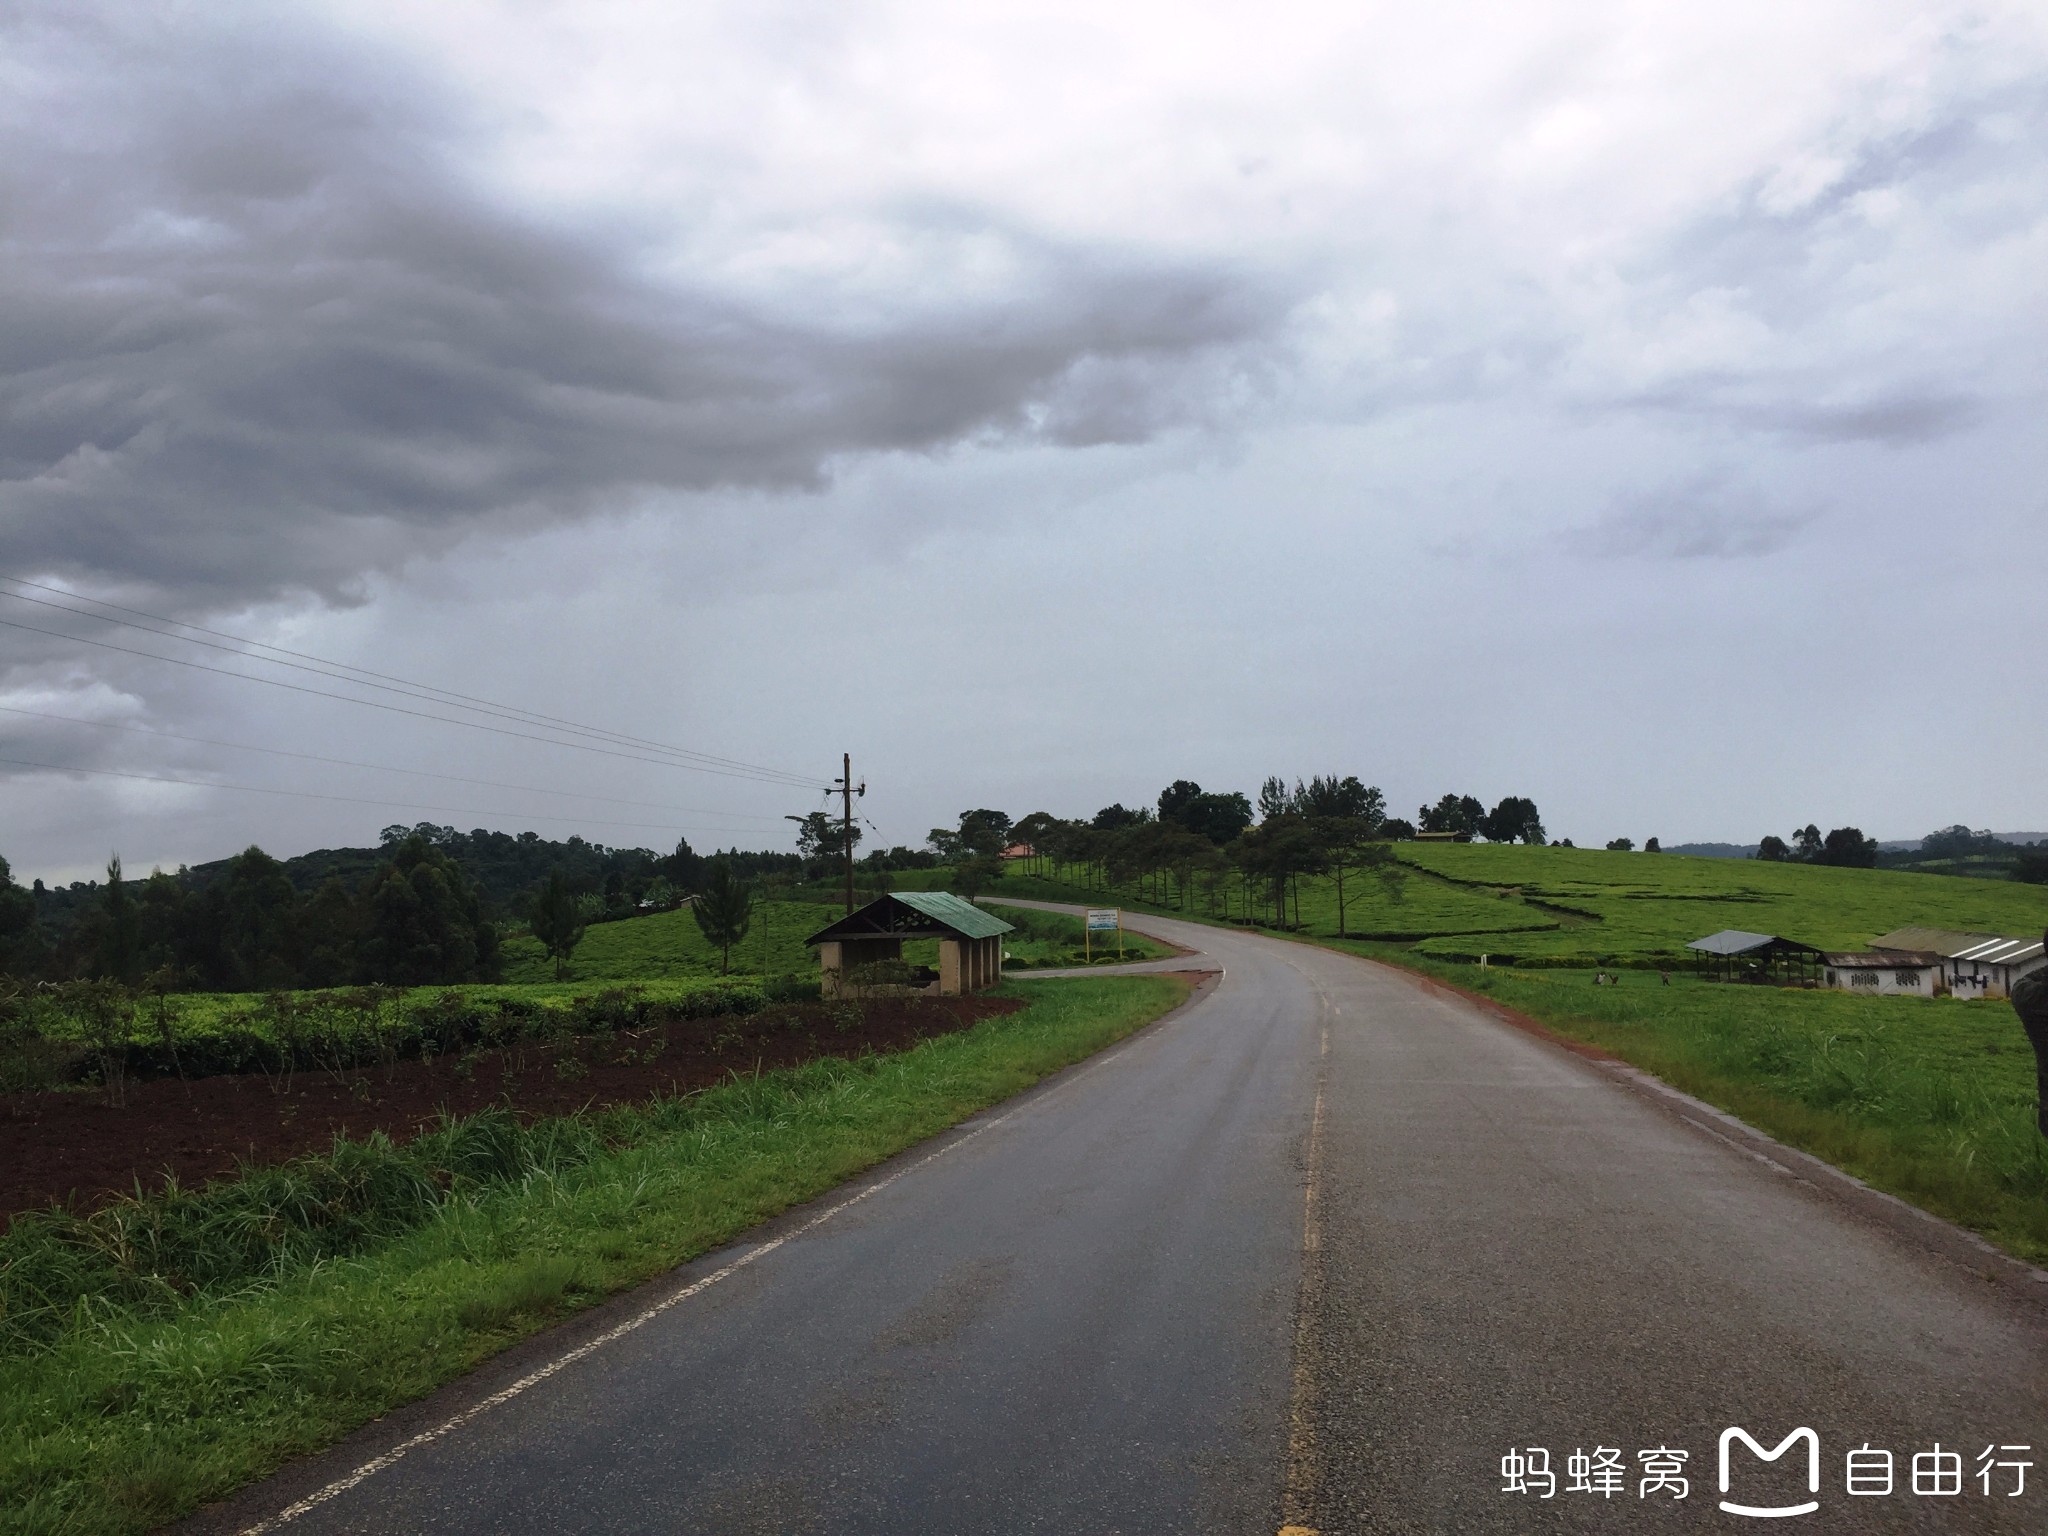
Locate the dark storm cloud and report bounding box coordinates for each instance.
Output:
[1629,379,1986,446]
[1562,478,1814,560]
[0,8,1289,621]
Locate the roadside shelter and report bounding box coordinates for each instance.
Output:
[1686,930,1825,986]
[807,891,1015,998]
[1870,927,2047,1000]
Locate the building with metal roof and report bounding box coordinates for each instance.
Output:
[1870,927,2046,1000]
[1686,930,1825,985]
[806,891,1016,998]
[1821,950,1944,996]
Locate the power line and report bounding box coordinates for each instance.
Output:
[0,613,824,787]
[0,754,770,836]
[0,578,824,787]
[0,703,790,824]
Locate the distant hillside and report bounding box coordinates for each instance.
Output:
[27,823,806,941]
[1665,842,1753,859]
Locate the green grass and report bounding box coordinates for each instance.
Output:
[1003,844,2048,967]
[498,899,834,984]
[1397,842,2048,964]
[984,904,1173,967]
[0,975,1187,1536]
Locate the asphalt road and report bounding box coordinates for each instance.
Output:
[198,910,2048,1535]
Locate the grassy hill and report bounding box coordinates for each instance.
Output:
[1001,843,2048,969]
[498,901,831,983]
[1396,843,2048,964]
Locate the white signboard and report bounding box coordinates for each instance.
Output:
[1085,908,1120,932]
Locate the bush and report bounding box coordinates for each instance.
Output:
[29,979,773,1088]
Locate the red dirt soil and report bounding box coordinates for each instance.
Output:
[0,996,1021,1226]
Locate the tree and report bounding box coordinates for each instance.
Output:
[528,870,586,980]
[1792,824,1824,861]
[1293,776,1385,825]
[2015,848,2048,885]
[1257,776,1291,823]
[1379,817,1417,841]
[1234,816,1326,927]
[0,855,38,975]
[1157,780,1205,826]
[692,858,754,974]
[1644,837,1662,853]
[1755,835,1791,861]
[789,810,860,876]
[1010,811,1062,875]
[1188,791,1255,845]
[953,852,1004,900]
[1315,818,1405,938]
[1479,797,1546,844]
[930,809,1013,866]
[359,837,497,986]
[1605,837,1635,852]
[97,855,140,983]
[956,809,1013,859]
[214,846,302,989]
[1091,803,1150,831]
[1159,782,1254,845]
[659,835,704,893]
[1420,794,1485,837]
[1920,824,2000,861]
[1818,826,1878,868]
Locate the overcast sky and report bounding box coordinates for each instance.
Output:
[4,0,2045,885]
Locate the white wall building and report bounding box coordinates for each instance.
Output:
[1870,928,2048,1001]
[1821,951,1942,996]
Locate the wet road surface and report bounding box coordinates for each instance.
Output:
[193,908,2048,1534]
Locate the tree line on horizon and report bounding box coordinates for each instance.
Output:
[929,777,1547,933]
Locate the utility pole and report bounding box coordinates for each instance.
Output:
[835,752,865,914]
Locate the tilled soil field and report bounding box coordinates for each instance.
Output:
[0,995,1021,1224]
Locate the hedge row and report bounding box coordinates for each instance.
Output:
[2,977,820,1091]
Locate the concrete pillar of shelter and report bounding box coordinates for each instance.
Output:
[992,934,1003,986]
[939,938,963,996]
[819,940,844,999]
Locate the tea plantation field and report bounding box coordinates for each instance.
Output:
[1009,844,2048,968]
[1397,843,2048,964]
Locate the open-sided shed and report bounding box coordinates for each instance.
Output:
[1686,929,1825,985]
[807,891,1015,998]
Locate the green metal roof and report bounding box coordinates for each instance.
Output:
[805,890,1015,945]
[892,890,1015,938]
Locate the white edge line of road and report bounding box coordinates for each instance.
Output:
[231,965,1221,1534]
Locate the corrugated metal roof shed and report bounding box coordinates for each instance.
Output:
[891,890,1016,939]
[805,890,1015,944]
[1687,930,1781,956]
[1872,927,2045,964]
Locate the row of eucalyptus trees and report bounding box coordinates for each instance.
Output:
[1000,776,1417,937]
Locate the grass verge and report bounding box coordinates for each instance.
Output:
[0,974,1187,1536]
[985,903,1174,967]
